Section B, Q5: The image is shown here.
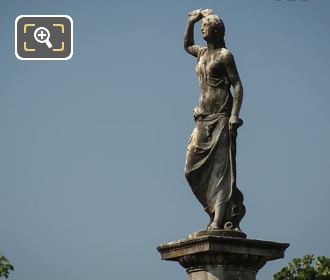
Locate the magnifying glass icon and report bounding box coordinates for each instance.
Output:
[34,27,53,48]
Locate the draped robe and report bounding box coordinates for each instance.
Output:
[184,47,245,228]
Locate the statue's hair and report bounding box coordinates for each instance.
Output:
[203,14,221,25]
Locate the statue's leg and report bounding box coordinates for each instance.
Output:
[208,201,227,229]
[206,211,214,228]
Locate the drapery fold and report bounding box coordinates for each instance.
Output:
[184,112,232,216]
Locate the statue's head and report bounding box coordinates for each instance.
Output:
[201,14,225,43]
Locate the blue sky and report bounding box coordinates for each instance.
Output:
[1,0,329,279]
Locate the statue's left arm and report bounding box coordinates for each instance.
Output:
[226,52,243,127]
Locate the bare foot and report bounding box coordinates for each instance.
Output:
[207,221,220,230]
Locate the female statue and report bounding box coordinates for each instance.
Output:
[184,9,246,231]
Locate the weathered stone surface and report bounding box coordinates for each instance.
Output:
[157,235,289,280]
[184,9,245,230]
[156,8,290,280]
[188,229,247,239]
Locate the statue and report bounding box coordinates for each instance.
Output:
[184,9,246,231]
[157,12,289,277]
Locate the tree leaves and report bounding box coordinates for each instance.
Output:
[0,256,14,279]
[273,255,330,280]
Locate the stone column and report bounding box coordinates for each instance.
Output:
[157,232,289,280]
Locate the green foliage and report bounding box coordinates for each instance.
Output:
[0,256,14,279]
[273,255,330,280]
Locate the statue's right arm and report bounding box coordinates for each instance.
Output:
[184,11,203,57]
[184,21,200,57]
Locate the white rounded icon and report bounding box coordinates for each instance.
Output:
[34,27,53,48]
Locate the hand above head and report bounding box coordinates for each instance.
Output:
[188,9,204,23]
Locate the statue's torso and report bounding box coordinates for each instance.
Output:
[195,47,232,116]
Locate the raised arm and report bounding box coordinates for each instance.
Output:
[225,52,244,127]
[184,10,203,57]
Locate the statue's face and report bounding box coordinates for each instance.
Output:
[201,20,218,42]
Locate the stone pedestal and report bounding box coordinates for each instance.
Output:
[157,233,289,280]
